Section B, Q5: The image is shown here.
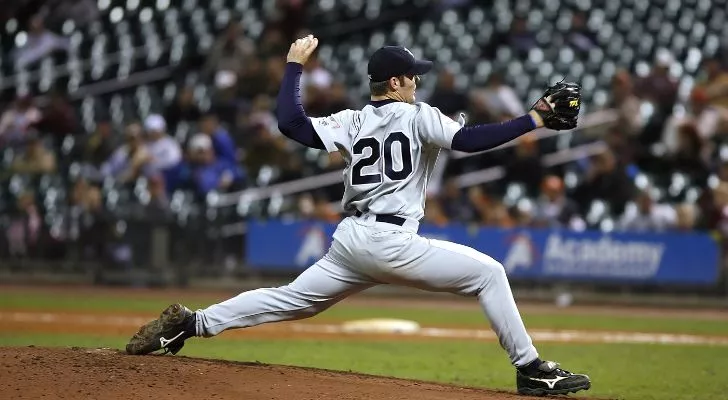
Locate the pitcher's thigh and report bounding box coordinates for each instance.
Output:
[388,237,507,296]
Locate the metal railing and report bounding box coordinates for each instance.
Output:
[454,141,608,188]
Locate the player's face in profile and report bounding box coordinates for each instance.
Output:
[399,74,419,103]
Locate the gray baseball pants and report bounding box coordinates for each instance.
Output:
[194,213,539,367]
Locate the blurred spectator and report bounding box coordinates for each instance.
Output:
[34,90,78,140]
[511,200,535,227]
[68,178,109,260]
[504,133,544,197]
[327,151,346,170]
[70,178,100,211]
[145,174,170,212]
[695,184,721,231]
[696,57,728,109]
[257,29,289,59]
[662,88,728,152]
[184,133,245,198]
[82,119,117,175]
[164,86,202,132]
[638,52,679,114]
[485,16,537,58]
[532,175,584,230]
[296,192,316,220]
[427,70,469,118]
[13,15,70,69]
[303,87,328,117]
[62,178,102,248]
[0,95,42,147]
[466,93,494,125]
[266,57,288,96]
[714,183,728,238]
[466,186,516,228]
[322,81,354,116]
[636,52,679,146]
[202,21,255,81]
[665,123,710,183]
[242,95,278,140]
[5,191,44,258]
[238,58,274,101]
[199,113,238,165]
[101,123,150,183]
[565,11,597,53]
[313,192,340,223]
[143,115,183,179]
[300,54,333,108]
[245,122,300,182]
[467,185,493,224]
[263,2,304,43]
[674,203,697,232]
[604,127,637,167]
[211,70,244,127]
[489,201,517,228]
[573,149,634,215]
[608,70,643,137]
[11,134,57,175]
[423,195,450,227]
[470,72,525,122]
[618,189,676,232]
[294,192,340,222]
[439,178,474,221]
[717,160,728,182]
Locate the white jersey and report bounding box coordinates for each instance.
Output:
[311,101,463,220]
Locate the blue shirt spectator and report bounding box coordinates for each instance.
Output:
[184,133,245,198]
[199,113,238,165]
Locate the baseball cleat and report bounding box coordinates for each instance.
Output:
[516,360,591,396]
[126,304,195,355]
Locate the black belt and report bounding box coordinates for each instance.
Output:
[354,211,406,226]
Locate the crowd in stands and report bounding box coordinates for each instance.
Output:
[2,1,728,264]
[424,49,728,236]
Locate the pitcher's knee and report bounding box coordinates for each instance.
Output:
[477,260,508,292]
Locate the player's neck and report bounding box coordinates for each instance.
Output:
[370,93,406,103]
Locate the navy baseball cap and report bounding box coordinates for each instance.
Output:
[367,46,433,82]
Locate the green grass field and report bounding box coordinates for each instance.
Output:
[1,289,727,400]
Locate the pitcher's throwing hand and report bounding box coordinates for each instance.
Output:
[287,34,319,64]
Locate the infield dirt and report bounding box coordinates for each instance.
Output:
[0,346,598,400]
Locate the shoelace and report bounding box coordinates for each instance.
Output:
[543,361,574,376]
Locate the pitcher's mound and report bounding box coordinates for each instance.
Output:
[0,346,584,399]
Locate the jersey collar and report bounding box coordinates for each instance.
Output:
[369,99,400,108]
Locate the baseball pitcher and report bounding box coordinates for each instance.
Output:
[126,35,589,396]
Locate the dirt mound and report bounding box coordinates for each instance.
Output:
[0,346,585,400]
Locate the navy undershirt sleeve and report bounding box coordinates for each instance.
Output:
[275,62,325,150]
[450,115,536,153]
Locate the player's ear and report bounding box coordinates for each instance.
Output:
[388,76,400,91]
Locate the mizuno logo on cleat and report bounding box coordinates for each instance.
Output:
[527,375,570,389]
[159,331,185,349]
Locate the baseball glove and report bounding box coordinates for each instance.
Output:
[530,80,581,130]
